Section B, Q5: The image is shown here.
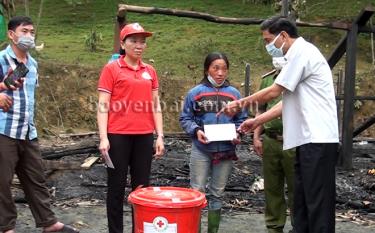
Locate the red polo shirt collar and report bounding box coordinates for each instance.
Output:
[117,55,146,70]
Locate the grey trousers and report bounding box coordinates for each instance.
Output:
[0,134,57,232]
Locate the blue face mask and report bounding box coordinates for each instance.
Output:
[16,35,35,51]
[265,33,285,57]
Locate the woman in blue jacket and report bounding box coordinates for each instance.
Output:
[180,52,247,233]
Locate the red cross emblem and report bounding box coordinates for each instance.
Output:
[153,216,168,231]
[157,220,164,228]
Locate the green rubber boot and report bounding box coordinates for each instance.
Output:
[207,209,221,233]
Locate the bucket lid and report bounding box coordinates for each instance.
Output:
[128,186,206,208]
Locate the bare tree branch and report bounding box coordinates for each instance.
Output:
[120,4,353,30]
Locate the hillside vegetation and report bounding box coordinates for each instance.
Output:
[9,0,375,135]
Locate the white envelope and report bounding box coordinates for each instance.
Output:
[204,123,237,142]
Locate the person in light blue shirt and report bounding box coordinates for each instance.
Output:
[0,44,38,139]
[0,16,79,233]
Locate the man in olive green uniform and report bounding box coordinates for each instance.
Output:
[253,70,295,233]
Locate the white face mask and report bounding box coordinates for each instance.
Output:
[207,75,225,87]
[272,57,288,70]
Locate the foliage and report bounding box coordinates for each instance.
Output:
[354,100,363,110]
[84,28,103,52]
[273,0,307,20]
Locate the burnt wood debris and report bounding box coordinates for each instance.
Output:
[9,133,375,226]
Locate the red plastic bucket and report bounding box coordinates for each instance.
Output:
[128,186,207,233]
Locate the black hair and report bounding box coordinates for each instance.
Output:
[203,52,229,78]
[260,16,299,38]
[8,16,33,31]
[119,48,125,55]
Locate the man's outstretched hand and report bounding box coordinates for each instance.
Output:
[217,100,242,117]
[238,118,259,134]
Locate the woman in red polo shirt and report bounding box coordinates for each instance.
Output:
[97,22,165,233]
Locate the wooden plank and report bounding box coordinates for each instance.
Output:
[328,36,347,69]
[58,132,97,138]
[244,64,250,97]
[336,95,375,100]
[42,160,82,170]
[327,6,374,69]
[353,115,375,138]
[281,0,289,17]
[81,157,100,169]
[119,4,350,30]
[340,25,358,169]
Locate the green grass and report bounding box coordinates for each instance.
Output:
[15,0,372,82]
[9,0,375,133]
[304,0,375,21]
[13,0,374,83]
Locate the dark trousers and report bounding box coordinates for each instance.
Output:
[106,133,154,233]
[0,134,57,232]
[294,143,338,233]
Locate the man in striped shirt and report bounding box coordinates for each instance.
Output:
[0,16,79,233]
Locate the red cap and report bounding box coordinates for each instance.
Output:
[120,23,152,41]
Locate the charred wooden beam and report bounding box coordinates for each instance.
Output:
[41,140,99,160]
[244,63,250,97]
[58,131,97,138]
[328,5,374,69]
[335,95,375,100]
[328,36,347,69]
[340,24,358,169]
[40,133,190,160]
[42,160,82,170]
[353,115,375,138]
[339,6,374,169]
[225,186,249,192]
[281,0,289,17]
[42,147,98,160]
[163,132,190,140]
[359,25,375,33]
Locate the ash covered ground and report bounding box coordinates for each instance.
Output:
[11,135,375,231]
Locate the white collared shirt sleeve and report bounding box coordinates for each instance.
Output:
[272,37,339,150]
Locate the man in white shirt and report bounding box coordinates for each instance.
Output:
[219,16,339,233]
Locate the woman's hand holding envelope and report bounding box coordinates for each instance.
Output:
[196,129,209,144]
